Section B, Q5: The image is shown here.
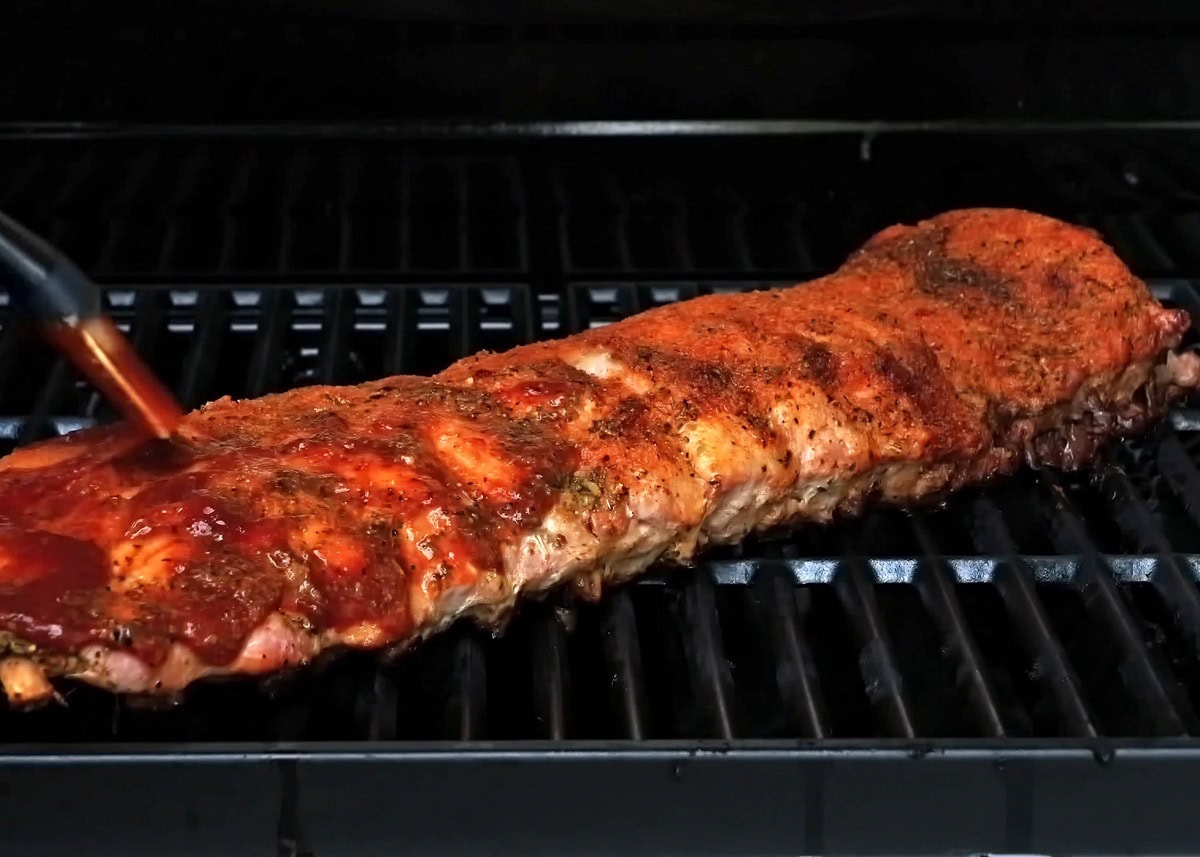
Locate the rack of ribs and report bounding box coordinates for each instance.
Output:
[0,208,1196,706]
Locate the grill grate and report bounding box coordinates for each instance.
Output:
[3,134,1200,750]
[5,134,1200,282]
[2,276,1200,745]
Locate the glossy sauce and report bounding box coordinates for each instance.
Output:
[0,376,575,667]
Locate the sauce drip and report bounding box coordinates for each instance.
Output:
[44,316,184,439]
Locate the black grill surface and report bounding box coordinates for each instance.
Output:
[3,132,1200,855]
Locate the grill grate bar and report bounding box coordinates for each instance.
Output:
[910,515,1008,738]
[454,161,471,271]
[244,290,292,397]
[608,173,635,273]
[599,589,650,740]
[98,149,163,274]
[675,573,737,739]
[18,359,73,446]
[381,289,410,375]
[216,154,254,273]
[176,290,227,409]
[128,288,170,352]
[1098,464,1200,661]
[1157,429,1200,529]
[316,289,354,386]
[397,156,412,271]
[665,186,695,272]
[451,287,473,359]
[836,548,918,739]
[446,634,487,741]
[338,150,363,273]
[495,285,535,346]
[970,498,1100,737]
[365,669,399,742]
[274,687,315,744]
[765,572,830,739]
[94,216,128,277]
[0,149,43,211]
[46,151,95,258]
[1109,216,1177,272]
[1037,471,1193,735]
[276,151,311,273]
[727,194,755,272]
[0,320,25,403]
[163,145,212,210]
[532,614,570,740]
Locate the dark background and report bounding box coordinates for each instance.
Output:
[3,0,1200,126]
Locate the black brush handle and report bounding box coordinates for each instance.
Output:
[0,209,101,322]
[0,208,182,438]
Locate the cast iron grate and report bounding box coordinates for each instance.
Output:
[4,134,1200,282]
[3,133,1200,749]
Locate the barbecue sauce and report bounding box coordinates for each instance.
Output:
[0,314,189,662]
[43,316,184,440]
[0,375,576,668]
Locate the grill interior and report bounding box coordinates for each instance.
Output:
[4,131,1200,747]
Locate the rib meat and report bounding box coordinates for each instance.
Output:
[1,208,1197,705]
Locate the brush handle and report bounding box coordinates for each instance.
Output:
[0,209,182,438]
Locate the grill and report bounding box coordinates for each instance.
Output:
[4,131,1200,854]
